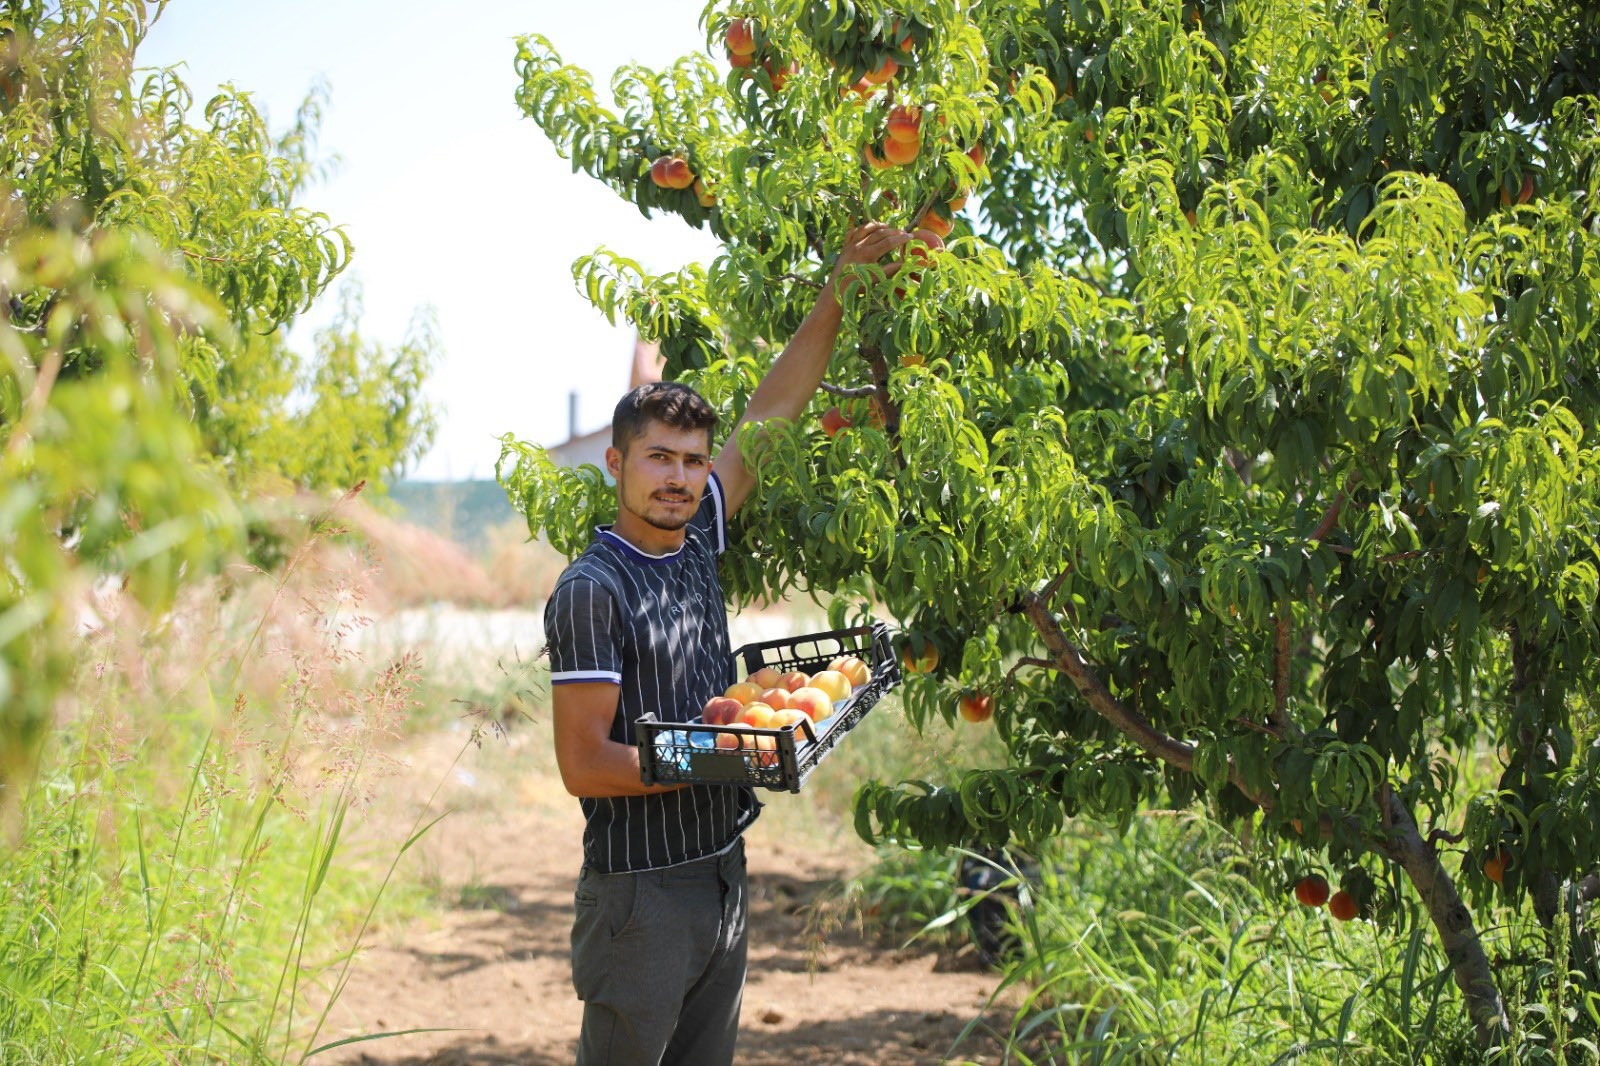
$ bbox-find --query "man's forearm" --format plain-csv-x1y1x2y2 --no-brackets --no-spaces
739,286,844,426
558,735,687,798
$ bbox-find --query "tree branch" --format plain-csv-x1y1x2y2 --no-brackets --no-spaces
1003,656,1056,685
1309,487,1349,543
819,381,877,399
779,272,823,291
1038,565,1072,608
1377,784,1510,1044
1018,589,1277,811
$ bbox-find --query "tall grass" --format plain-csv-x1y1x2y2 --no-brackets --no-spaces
0,503,454,1063
838,697,1600,1064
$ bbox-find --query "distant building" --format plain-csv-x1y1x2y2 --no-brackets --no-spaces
546,336,664,472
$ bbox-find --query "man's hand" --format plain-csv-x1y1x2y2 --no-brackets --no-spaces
826,220,915,303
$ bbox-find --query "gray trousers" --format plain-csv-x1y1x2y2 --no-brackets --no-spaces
571,836,748,1066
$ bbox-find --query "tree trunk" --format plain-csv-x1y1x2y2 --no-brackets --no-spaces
1377,786,1511,1045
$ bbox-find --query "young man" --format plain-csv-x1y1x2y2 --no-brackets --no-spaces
543,222,913,1066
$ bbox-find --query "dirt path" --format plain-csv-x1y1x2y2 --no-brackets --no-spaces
312,727,1017,1065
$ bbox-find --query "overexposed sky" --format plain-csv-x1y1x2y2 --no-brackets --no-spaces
141,1,724,481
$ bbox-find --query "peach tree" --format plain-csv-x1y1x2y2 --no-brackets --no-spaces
498,0,1600,1044
1,1,438,796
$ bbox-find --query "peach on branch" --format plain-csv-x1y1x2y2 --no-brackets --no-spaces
900,639,938,673
763,58,796,90
917,209,953,239
650,156,694,189
958,691,993,723
863,55,898,85
728,48,755,69
693,178,716,207
886,105,922,144
1293,875,1330,907
882,136,919,166
1328,891,1358,921
821,406,851,436
725,18,757,56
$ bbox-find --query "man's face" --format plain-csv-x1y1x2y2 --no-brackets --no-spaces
605,421,713,533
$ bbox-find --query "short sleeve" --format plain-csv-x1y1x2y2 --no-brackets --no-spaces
689,471,728,556
545,576,622,685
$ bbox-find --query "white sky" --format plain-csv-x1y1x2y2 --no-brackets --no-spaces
140,0,724,481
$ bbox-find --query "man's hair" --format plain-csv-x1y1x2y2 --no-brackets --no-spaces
611,381,717,454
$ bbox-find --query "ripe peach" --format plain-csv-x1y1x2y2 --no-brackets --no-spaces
899,352,926,368
917,209,953,238
821,407,851,436
886,105,921,144
863,55,898,85
882,136,919,165
738,702,777,729
758,688,792,711
651,156,694,189
809,669,852,703
666,158,694,189
862,143,892,170
957,692,993,723
907,231,944,266
788,687,833,722
773,707,811,734
828,655,870,688
901,640,938,673
946,190,969,211
715,731,742,750
763,58,796,90
1293,875,1329,907
693,178,716,207
966,143,987,169
725,18,757,56
779,670,810,692
725,681,763,706
728,48,755,69
1483,848,1511,884
1327,891,1358,921
702,696,743,726
748,666,783,690
752,732,778,767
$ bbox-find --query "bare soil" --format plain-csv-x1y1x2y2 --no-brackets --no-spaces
311,726,1018,1066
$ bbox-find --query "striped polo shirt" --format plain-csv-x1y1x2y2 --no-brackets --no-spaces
545,472,761,873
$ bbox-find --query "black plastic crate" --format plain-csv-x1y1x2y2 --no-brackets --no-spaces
636,622,900,793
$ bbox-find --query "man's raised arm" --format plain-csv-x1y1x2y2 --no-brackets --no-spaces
711,221,914,518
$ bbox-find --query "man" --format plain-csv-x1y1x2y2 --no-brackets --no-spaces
543,221,914,1065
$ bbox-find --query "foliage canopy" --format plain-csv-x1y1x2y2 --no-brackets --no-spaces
0,1,439,794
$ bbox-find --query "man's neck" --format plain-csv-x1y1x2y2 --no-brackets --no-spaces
608,510,687,557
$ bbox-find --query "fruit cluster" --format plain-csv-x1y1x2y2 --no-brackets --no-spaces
723,16,797,92
693,654,873,767
1291,874,1358,920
